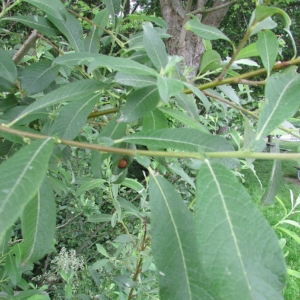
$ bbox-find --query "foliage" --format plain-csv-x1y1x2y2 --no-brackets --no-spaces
0,0,300,299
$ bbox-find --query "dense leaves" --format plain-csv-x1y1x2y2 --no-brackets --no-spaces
0,0,299,298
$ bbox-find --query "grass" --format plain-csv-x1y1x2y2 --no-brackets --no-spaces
241,141,300,299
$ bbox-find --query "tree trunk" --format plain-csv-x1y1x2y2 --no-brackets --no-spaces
160,0,232,78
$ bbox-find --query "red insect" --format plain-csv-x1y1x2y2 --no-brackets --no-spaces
118,158,127,169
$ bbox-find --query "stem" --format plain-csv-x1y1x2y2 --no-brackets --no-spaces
12,29,39,65
218,22,257,80
88,107,119,119
190,0,237,15
0,0,21,18
186,57,300,92
1,124,300,161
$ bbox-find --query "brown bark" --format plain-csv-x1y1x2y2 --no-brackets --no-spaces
160,0,232,78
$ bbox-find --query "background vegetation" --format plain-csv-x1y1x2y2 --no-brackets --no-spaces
0,0,300,299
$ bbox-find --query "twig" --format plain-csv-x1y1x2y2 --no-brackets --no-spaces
56,212,83,229
12,30,39,65
190,0,237,15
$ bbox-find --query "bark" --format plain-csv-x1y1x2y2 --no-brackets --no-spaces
160,0,232,78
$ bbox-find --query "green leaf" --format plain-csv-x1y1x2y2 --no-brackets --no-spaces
195,161,286,299
236,43,259,60
85,9,109,53
250,17,277,36
88,213,112,223
168,163,195,189
199,50,221,74
143,108,168,132
142,23,168,72
0,47,17,83
183,83,210,111
20,60,60,95
50,94,99,140
126,15,167,30
149,172,214,300
157,76,184,103
217,85,240,105
21,182,56,263
255,5,282,22
0,138,54,245
5,251,22,286
121,128,234,153
12,80,105,124
53,52,98,67
75,179,106,198
257,30,278,76
102,0,121,25
87,54,158,76
261,149,282,205
159,107,208,132
48,12,84,52
4,16,59,37
277,227,300,245
23,0,67,21
256,73,300,140
114,72,156,88
185,17,231,42
119,86,160,123
175,93,199,120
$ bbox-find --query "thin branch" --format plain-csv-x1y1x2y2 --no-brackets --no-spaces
56,212,83,229
88,107,119,119
187,57,300,92
1,124,300,161
190,0,237,15
12,30,39,65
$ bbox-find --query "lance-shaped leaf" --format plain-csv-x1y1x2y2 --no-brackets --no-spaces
85,9,109,53
183,83,210,111
236,43,259,60
257,30,278,76
175,93,199,120
48,12,84,52
157,76,184,103
12,80,105,124
195,161,286,299
120,128,234,153
21,60,60,95
102,0,121,25
114,72,156,88
143,108,168,132
21,182,56,263
88,54,158,76
0,47,17,83
217,85,240,105
149,172,214,300
23,0,67,21
91,114,127,177
256,73,300,140
261,144,282,206
143,23,168,72
159,107,208,132
50,94,99,140
0,138,54,245
185,17,230,42
4,16,59,37
119,86,160,123
199,49,221,74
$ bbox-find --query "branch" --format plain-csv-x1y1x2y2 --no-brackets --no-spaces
12,30,39,65
186,57,300,92
190,0,237,15
177,0,193,49
1,124,300,161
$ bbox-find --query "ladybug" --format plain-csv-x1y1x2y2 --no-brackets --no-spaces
118,158,127,169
